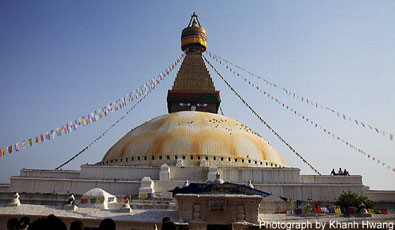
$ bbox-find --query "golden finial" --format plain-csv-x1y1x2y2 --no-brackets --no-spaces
181,12,207,52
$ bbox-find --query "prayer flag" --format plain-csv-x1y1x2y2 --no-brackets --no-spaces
15,143,19,151
0,148,4,157
390,134,393,141
45,132,50,140
22,141,26,149
40,134,44,142
35,136,39,144
28,139,33,146
8,145,12,153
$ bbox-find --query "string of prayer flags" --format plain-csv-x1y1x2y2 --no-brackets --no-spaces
56,84,154,169
207,51,394,142
1,53,185,159
55,54,184,169
222,58,395,174
204,55,322,175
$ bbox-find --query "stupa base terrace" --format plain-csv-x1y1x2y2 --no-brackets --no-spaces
1,164,394,209
1,164,395,229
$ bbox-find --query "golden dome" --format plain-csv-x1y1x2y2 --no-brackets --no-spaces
181,12,207,52
100,111,287,168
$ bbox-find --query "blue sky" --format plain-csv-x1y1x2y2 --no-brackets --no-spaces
0,1,394,190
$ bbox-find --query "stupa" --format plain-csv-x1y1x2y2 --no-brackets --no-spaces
0,12,394,230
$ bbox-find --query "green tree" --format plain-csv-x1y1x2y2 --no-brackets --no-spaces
358,195,375,209
335,191,375,209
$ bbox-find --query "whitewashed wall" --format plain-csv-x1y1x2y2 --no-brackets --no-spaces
219,167,301,184
9,177,140,195
20,169,80,179
80,165,160,181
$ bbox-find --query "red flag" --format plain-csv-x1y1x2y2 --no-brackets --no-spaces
8,145,12,153
40,134,44,142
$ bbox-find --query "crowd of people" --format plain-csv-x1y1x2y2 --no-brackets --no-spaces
330,168,350,176
7,215,116,230
7,215,176,230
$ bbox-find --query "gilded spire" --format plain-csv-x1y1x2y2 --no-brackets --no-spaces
181,12,207,53
167,13,221,114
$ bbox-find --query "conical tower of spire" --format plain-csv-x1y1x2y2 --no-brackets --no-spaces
167,12,221,113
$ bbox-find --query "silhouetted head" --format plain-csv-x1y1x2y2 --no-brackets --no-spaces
7,218,19,230
29,215,67,230
99,218,116,230
71,220,85,230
